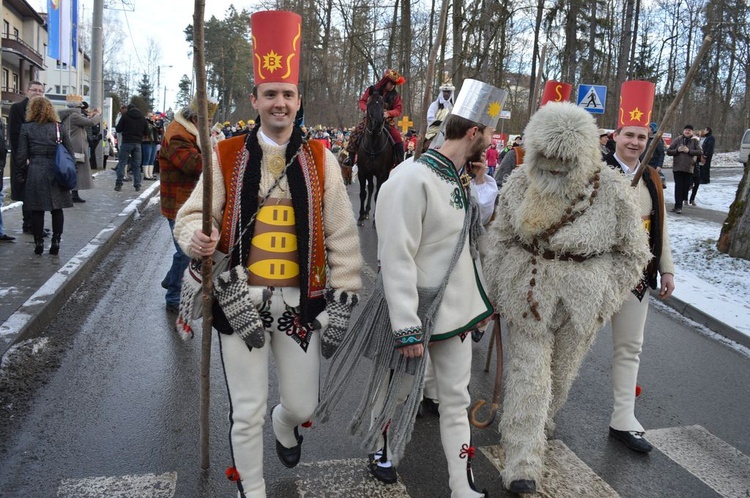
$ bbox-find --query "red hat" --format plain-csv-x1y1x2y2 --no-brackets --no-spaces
540,80,572,106
618,80,655,129
251,11,302,86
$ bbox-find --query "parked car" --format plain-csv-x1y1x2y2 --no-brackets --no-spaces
741,129,750,166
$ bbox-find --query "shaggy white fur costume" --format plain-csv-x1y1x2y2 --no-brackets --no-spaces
482,103,652,489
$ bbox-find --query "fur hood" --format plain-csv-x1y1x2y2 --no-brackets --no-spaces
173,111,203,150
522,102,602,199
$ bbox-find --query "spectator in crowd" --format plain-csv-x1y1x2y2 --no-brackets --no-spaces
16,96,75,255
158,103,207,313
486,141,499,177
641,122,666,188
494,135,524,188
700,126,715,184
666,124,702,214
9,80,45,234
599,129,610,159
0,118,14,242
59,95,102,203
114,103,148,192
141,113,159,180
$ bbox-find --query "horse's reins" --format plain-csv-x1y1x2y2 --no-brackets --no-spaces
362,100,390,157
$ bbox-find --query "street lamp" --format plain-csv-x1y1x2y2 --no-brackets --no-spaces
157,65,173,111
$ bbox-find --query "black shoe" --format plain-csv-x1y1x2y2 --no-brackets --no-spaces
420,397,440,417
49,235,61,255
609,427,653,453
72,191,86,203
275,426,303,468
134,186,141,192
34,237,44,255
161,279,169,290
368,451,398,484
114,185,122,192
0,234,15,242
670,208,681,214
509,479,536,494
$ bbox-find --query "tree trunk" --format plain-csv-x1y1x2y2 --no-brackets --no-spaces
614,0,635,117
527,0,545,117
718,164,750,260
400,0,412,118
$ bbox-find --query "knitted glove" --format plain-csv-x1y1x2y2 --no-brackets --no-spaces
321,289,359,359
213,266,271,349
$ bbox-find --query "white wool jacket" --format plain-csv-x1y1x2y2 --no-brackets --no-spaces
375,152,493,345
173,137,363,295
483,164,652,334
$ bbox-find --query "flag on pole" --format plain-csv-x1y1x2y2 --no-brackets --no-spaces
71,0,78,68
47,0,73,65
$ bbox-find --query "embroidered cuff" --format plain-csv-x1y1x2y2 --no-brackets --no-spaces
394,326,424,348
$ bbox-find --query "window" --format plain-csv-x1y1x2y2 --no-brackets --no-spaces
12,27,18,40
2,69,8,91
3,21,9,37
62,85,68,93
12,73,19,92
55,85,61,94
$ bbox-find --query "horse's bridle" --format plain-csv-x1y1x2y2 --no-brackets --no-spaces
363,97,389,156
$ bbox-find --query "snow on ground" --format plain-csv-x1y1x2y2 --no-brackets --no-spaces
661,151,750,338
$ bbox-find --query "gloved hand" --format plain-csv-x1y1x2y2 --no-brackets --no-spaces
213,266,271,349
320,289,358,359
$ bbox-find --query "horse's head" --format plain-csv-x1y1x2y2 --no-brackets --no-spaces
366,90,385,132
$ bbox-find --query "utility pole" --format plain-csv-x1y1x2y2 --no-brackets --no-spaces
90,0,104,169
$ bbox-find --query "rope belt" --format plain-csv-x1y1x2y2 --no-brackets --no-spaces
520,241,591,263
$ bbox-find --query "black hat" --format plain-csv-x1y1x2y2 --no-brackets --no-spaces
683,124,694,130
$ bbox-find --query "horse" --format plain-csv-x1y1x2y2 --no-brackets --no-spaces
356,91,392,226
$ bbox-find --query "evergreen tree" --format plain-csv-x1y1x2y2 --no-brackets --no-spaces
175,74,192,109
137,73,154,111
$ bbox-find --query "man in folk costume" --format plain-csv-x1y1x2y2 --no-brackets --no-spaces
481,100,652,494
173,11,362,498
603,81,675,453
317,80,506,498
343,68,406,168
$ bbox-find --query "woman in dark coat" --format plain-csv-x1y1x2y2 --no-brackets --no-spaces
16,96,74,255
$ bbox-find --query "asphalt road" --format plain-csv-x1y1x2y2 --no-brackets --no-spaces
0,183,748,498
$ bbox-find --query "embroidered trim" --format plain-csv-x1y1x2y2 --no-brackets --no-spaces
298,144,327,298
419,149,459,186
394,326,423,347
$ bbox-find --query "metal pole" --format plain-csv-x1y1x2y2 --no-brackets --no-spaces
163,86,167,113
90,0,104,169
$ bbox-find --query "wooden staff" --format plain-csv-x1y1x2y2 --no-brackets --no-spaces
414,0,450,160
193,0,214,470
631,35,713,187
469,317,503,428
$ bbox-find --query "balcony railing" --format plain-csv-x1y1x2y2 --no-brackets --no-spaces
1,33,44,69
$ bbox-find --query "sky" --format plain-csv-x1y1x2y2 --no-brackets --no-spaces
31,0,261,110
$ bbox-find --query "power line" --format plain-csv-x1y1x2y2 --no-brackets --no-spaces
121,8,143,66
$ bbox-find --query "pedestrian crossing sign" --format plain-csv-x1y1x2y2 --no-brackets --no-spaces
577,84,607,114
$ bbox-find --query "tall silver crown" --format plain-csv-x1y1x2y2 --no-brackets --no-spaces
451,79,507,130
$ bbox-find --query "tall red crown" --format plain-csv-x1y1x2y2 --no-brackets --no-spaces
618,80,655,128
251,11,302,86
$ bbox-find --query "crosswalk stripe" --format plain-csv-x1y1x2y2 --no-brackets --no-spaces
296,457,411,497
56,472,177,497
648,425,750,498
480,440,620,497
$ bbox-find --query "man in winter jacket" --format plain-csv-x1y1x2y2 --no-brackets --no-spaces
158,104,204,313
666,124,702,213
114,103,148,192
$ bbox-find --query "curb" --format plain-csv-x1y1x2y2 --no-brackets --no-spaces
0,182,161,358
653,289,750,349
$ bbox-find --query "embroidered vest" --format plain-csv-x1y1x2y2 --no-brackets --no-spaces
215,134,328,322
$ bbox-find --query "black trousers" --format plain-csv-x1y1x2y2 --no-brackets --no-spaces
700,155,712,184
32,210,63,239
673,171,693,210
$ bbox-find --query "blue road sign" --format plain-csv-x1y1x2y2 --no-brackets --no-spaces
577,84,607,114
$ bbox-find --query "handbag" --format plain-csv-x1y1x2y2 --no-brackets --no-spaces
53,123,77,190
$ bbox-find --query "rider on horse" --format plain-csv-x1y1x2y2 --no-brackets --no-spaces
343,68,406,168
424,80,455,149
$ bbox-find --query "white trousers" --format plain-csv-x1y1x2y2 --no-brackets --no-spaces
610,292,649,432
373,335,484,498
219,288,320,498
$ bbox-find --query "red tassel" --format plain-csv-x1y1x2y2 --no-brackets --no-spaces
301,420,313,428
225,467,240,481
635,384,642,397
